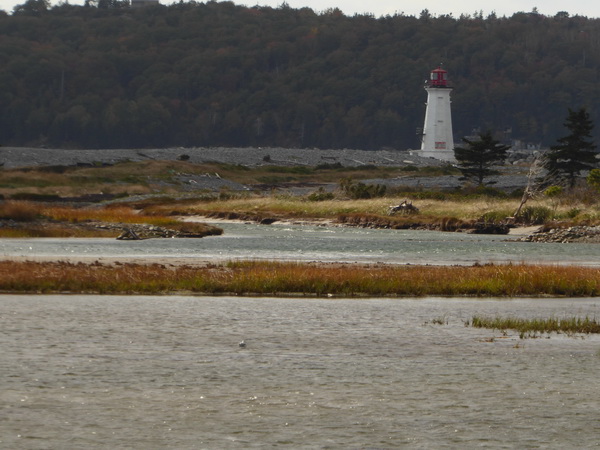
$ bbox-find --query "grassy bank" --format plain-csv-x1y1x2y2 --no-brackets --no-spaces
1,260,599,297
145,196,517,220
142,193,600,228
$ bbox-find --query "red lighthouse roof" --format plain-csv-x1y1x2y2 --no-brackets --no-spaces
428,66,449,87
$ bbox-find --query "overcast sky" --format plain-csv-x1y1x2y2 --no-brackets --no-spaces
238,1,600,19
2,0,599,18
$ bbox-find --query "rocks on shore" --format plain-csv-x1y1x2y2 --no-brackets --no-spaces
107,223,219,239
519,226,600,243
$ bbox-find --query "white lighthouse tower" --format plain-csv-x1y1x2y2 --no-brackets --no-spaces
420,66,455,162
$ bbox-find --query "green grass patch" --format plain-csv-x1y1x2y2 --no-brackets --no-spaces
256,175,298,184
517,206,554,224
264,166,314,175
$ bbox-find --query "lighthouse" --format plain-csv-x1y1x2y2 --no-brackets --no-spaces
420,66,455,162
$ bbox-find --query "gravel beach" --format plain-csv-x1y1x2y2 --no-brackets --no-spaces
0,146,438,169
0,146,529,191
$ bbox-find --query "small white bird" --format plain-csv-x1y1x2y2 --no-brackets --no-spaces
239,340,246,348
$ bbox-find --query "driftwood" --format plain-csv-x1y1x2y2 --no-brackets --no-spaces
388,200,419,215
117,228,142,240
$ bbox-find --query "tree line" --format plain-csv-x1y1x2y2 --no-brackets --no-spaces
1,1,600,150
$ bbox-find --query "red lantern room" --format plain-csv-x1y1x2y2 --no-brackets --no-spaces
428,66,449,87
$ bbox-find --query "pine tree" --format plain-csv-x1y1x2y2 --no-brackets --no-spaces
545,108,597,188
453,131,510,186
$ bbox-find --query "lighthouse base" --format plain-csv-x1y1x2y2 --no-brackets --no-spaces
411,149,456,163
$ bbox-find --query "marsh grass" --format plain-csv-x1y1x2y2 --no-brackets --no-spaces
145,195,600,227
0,226,118,238
0,201,40,221
4,160,600,227
0,201,220,237
146,196,521,222
0,201,180,227
0,164,151,198
470,315,600,338
428,315,449,325
1,260,598,297
41,204,177,226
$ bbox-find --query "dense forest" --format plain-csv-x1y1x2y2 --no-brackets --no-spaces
1,0,600,150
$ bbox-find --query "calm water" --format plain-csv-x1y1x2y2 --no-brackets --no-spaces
2,295,600,448
1,222,599,265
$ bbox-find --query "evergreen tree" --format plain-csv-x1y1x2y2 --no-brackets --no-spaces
454,131,510,186
545,108,597,188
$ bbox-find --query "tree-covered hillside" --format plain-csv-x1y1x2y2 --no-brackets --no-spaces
1,1,600,150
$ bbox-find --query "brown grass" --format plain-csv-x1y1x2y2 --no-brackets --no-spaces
0,201,179,226
1,260,598,297
40,204,170,225
143,195,600,227
0,201,221,238
0,201,41,221
0,225,117,238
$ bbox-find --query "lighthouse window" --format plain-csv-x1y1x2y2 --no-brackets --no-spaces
431,73,438,80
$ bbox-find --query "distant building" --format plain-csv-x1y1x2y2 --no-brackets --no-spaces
419,66,456,162
131,0,159,8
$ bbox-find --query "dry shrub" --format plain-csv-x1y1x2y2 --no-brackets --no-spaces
0,201,41,221
40,205,181,227
558,186,600,206
41,205,142,223
437,216,464,231
0,225,117,238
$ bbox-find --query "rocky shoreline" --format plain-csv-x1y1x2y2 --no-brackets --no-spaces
201,213,600,243
518,226,600,243
106,222,222,239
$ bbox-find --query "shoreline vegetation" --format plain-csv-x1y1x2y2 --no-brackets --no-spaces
469,315,600,338
0,201,223,238
1,260,599,298
1,158,600,298
1,193,600,241
1,158,600,239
